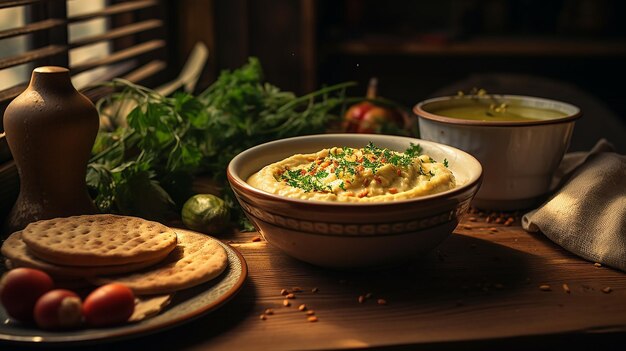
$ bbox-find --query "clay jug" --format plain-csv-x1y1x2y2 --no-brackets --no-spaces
2,66,99,235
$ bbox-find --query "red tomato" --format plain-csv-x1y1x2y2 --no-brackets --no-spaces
0,268,53,321
83,283,135,327
342,102,375,132
34,289,83,330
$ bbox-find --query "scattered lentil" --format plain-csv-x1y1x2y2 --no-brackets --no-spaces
280,289,289,296
292,287,303,292
594,262,602,268
358,295,365,304
252,236,262,242
265,308,274,315
298,304,307,311
312,287,319,293
286,293,295,299
468,217,477,222
539,284,551,291
307,316,318,322
306,310,315,316
260,314,267,320
463,225,472,230
365,292,373,299
377,299,387,305
602,287,612,294
283,300,291,307
489,227,498,232
562,284,570,294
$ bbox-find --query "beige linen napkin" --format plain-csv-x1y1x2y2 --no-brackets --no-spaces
522,139,626,271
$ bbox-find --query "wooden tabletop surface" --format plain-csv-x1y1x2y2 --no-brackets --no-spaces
8,210,626,350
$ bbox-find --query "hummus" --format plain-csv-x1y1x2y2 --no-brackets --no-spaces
247,143,455,202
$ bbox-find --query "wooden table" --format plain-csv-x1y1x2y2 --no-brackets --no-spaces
10,212,626,350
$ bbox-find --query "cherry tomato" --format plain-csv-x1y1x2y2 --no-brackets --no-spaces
83,283,135,327
34,289,83,330
0,268,53,321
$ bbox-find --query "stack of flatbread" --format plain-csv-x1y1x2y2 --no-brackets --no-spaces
1,214,228,295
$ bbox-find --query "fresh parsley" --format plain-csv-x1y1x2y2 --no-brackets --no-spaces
88,58,356,224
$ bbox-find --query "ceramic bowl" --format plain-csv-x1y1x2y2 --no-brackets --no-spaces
414,95,581,211
227,134,482,268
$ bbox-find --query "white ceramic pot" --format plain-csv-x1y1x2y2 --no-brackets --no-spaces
414,95,581,210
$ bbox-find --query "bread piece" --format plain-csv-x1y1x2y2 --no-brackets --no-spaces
129,294,172,322
1,231,167,278
90,230,228,295
20,214,177,267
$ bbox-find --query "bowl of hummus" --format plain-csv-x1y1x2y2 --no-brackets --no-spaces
227,134,482,268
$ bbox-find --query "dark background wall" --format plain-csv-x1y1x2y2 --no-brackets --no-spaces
175,0,626,151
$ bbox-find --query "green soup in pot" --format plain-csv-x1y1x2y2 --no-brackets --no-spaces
433,105,568,122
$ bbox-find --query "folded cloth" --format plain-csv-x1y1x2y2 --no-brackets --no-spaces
522,139,626,271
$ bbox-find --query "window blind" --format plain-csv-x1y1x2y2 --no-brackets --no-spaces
0,0,169,133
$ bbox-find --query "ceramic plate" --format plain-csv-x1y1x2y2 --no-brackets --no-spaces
0,230,247,345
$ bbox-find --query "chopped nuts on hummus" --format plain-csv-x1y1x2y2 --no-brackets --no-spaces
247,143,455,202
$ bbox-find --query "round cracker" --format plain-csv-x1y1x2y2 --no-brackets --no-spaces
1,231,167,278
90,230,228,295
20,214,178,267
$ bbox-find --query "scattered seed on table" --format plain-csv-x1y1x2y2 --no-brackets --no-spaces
489,227,498,232
286,293,295,299
265,308,274,315
539,284,551,291
365,292,373,299
251,236,262,242
358,295,365,304
463,225,472,230
469,217,477,222
377,299,387,305
260,314,267,320
486,217,492,223
298,304,307,311
594,262,602,268
306,310,315,316
307,316,318,322
283,300,291,307
602,287,612,294
292,287,303,292
495,218,503,224
562,284,570,294
280,289,289,296
311,287,319,293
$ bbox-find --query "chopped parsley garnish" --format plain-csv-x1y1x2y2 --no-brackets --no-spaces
277,142,428,193
443,158,449,168
279,169,332,193
404,143,422,158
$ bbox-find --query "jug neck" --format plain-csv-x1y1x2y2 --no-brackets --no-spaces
28,66,75,93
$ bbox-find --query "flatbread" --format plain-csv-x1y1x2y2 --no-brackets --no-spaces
90,230,228,295
20,214,178,267
129,294,172,322
1,232,167,278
